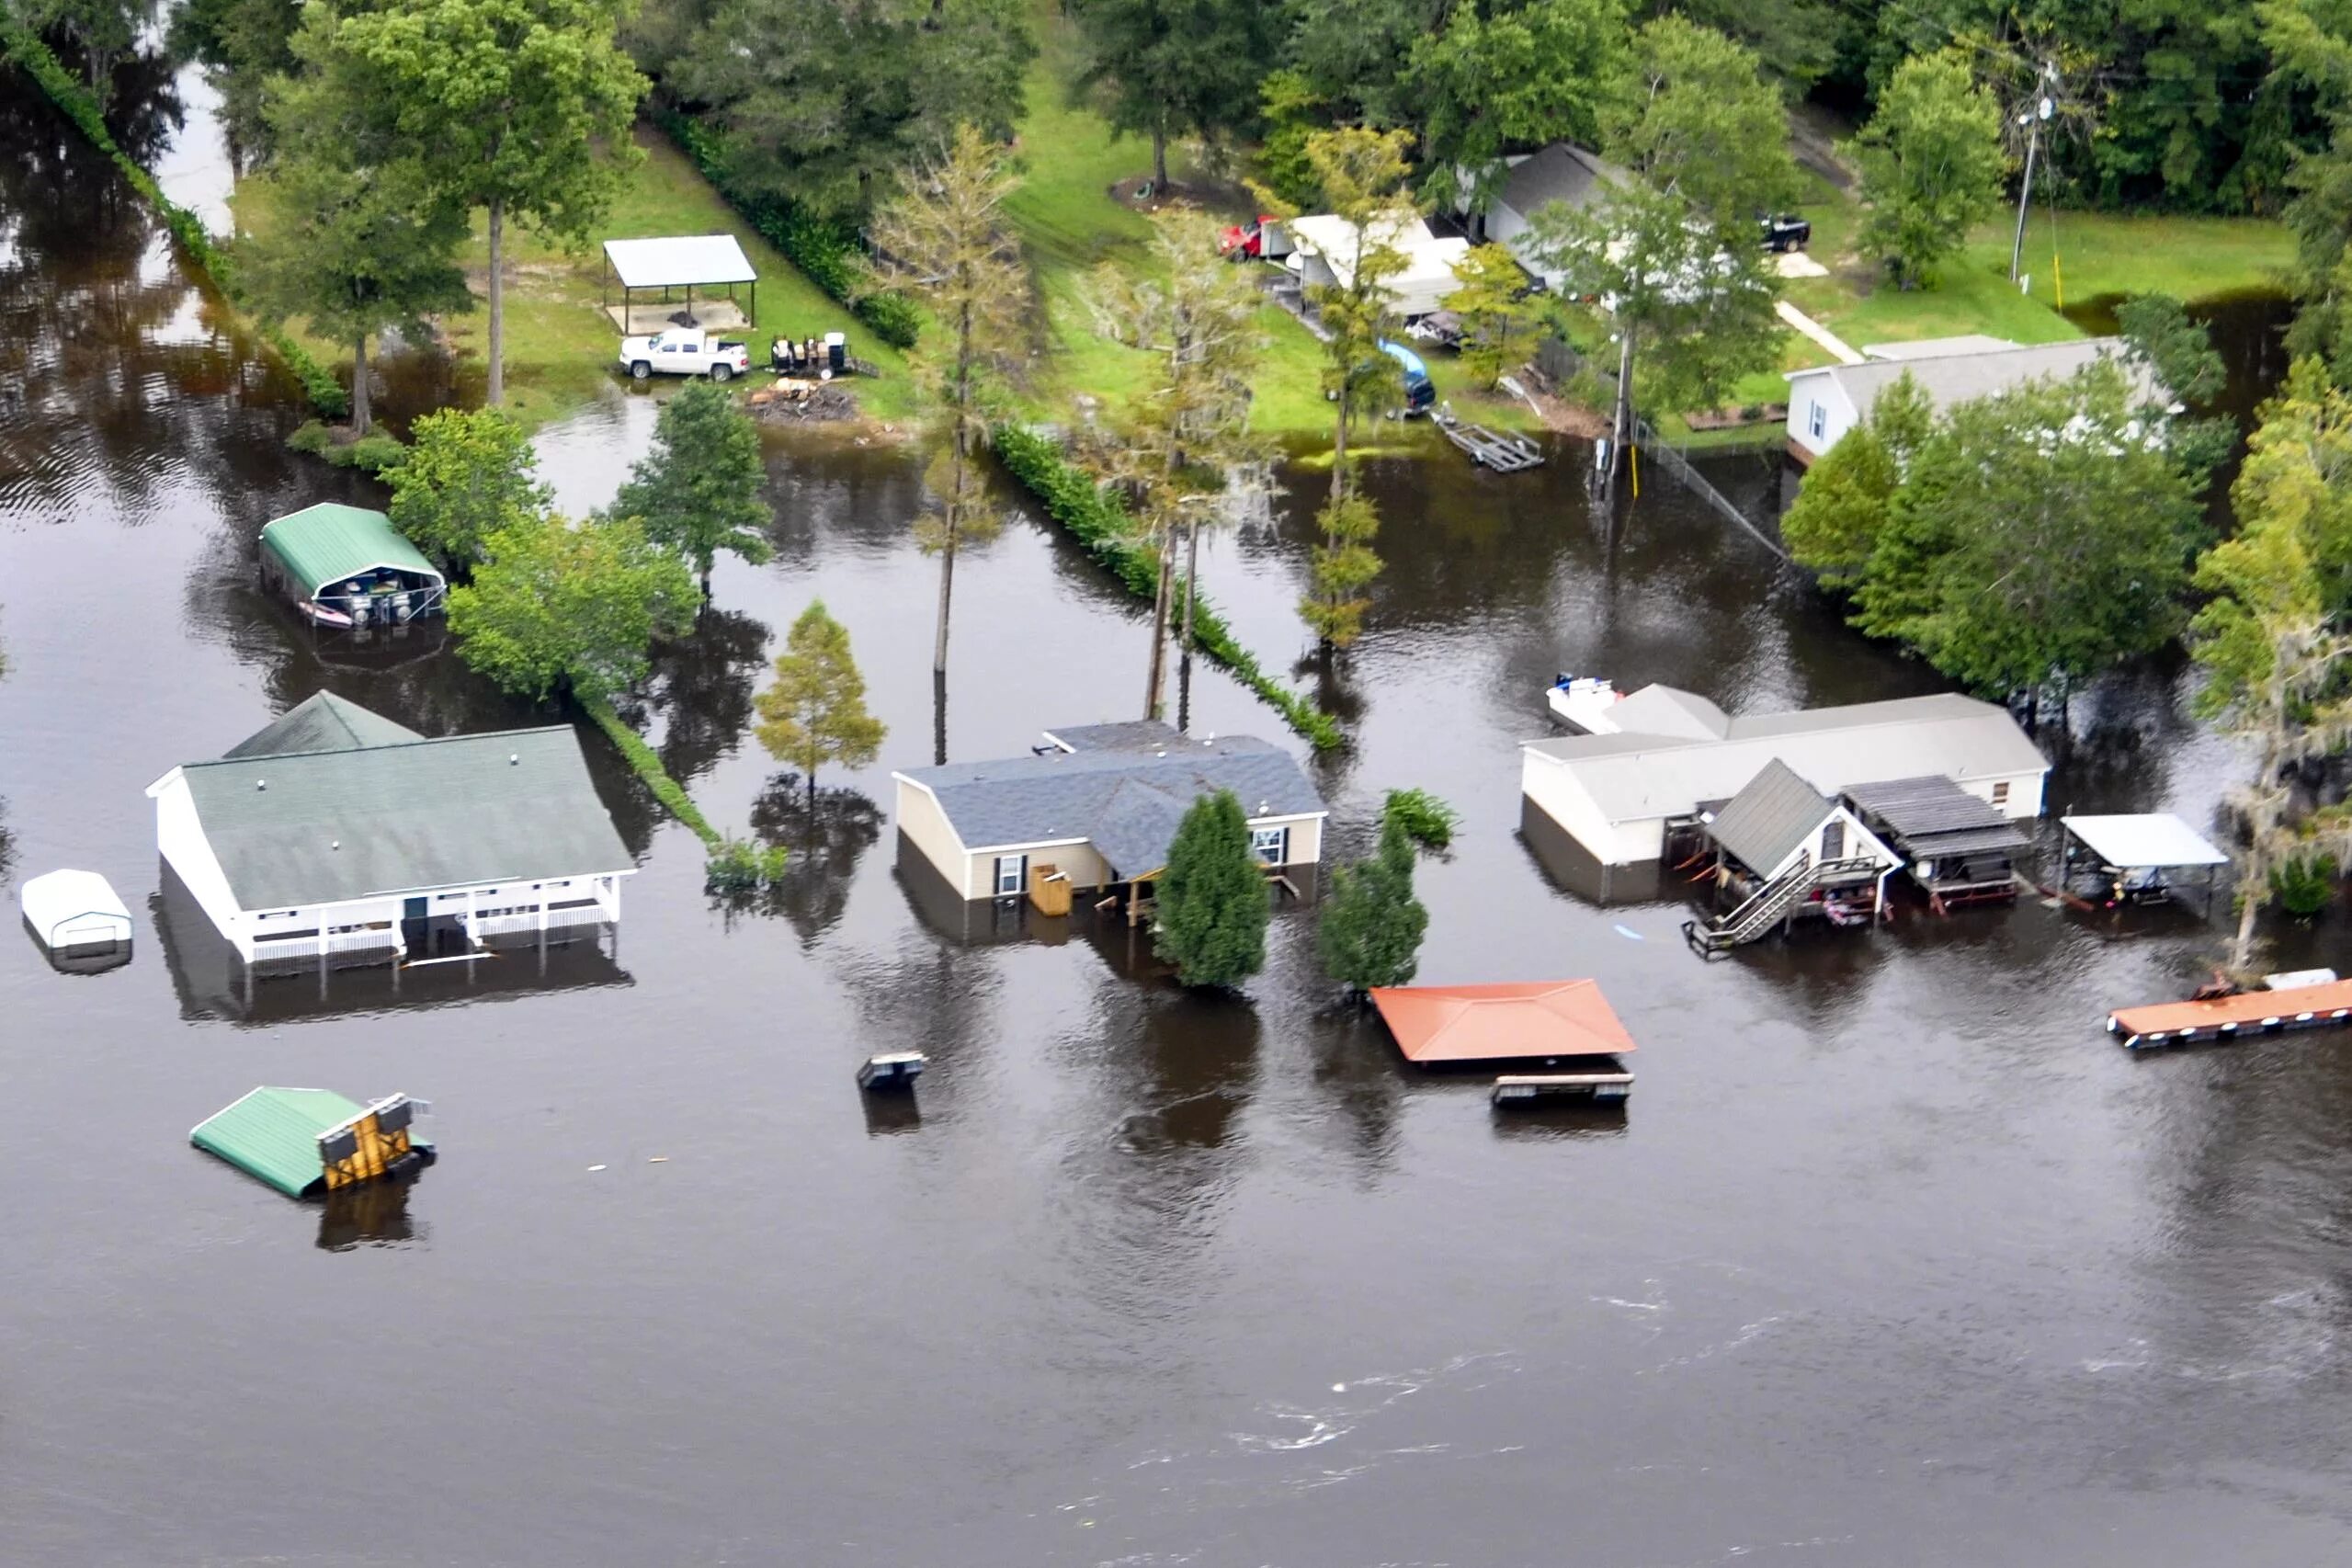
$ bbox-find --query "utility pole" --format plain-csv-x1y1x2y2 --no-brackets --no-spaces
2009,63,2057,283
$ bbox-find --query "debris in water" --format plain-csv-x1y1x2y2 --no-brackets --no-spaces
1614,924,1644,940
647,1156,669,1164
587,1164,607,1172
1331,1382,1346,1392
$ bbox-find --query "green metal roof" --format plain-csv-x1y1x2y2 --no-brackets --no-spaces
222,692,425,759
191,1086,365,1197
260,504,443,596
178,722,635,908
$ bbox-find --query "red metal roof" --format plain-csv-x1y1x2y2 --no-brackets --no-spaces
1369,980,1639,1064
2108,979,2352,1042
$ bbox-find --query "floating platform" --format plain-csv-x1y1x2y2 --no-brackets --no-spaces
1492,1071,1633,1106
2106,978,2352,1050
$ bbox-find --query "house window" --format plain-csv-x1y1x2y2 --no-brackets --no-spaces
1250,824,1290,865
1808,401,1827,440
1991,780,2011,805
993,854,1027,898
1820,820,1845,861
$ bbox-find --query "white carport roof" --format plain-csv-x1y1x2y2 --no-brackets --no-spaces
19,869,133,948
2061,813,2228,869
601,234,757,290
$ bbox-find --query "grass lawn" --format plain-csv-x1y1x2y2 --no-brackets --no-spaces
1960,210,2296,312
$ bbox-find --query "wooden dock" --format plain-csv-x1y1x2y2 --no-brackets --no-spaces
2106,979,2352,1049
1435,412,1543,472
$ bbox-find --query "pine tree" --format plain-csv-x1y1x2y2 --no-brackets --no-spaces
610,379,771,599
1317,814,1428,994
754,601,887,801
1154,790,1269,989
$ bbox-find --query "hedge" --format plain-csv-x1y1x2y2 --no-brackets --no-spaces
654,109,920,350
582,695,722,848
993,426,1344,752
0,17,348,419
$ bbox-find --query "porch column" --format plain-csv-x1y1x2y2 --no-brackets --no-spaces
464,887,478,948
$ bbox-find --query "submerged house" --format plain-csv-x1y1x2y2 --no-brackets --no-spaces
1683,758,1903,952
1783,336,2160,466
145,692,634,967
259,503,446,631
892,722,1326,909
1523,685,2047,878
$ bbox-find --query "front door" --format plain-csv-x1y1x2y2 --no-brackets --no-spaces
402,896,428,956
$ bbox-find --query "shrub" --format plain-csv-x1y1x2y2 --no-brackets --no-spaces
1381,788,1460,850
705,835,789,893
582,695,722,847
287,420,335,455
2271,855,2339,918
333,433,408,474
993,426,1344,751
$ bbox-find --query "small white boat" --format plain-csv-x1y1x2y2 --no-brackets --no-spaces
1547,674,1622,731
20,869,133,968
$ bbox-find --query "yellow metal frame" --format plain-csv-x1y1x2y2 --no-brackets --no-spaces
319,1105,414,1191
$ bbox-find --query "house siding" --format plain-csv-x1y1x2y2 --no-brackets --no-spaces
1786,376,1856,462
893,778,977,896
1521,755,1665,867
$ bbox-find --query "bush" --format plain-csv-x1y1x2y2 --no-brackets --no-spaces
2271,854,2339,918
1381,788,1460,850
655,109,920,350
705,835,789,893
287,420,335,455
333,433,408,474
993,426,1344,752
582,695,722,847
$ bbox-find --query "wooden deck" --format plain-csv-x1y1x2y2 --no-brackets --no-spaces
2106,979,2352,1050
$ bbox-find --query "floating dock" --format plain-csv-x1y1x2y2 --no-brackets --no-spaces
2106,978,2352,1050
1435,413,1543,472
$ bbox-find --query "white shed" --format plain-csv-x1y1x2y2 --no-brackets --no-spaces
20,869,134,958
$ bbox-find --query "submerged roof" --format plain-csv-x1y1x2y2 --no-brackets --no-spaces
1494,142,1625,219
260,504,441,595
1844,775,2029,856
1369,980,1638,1064
18,869,132,945
896,723,1324,875
190,1085,365,1197
223,691,424,759
1526,687,2048,825
1709,758,1834,872
1788,337,2161,415
2062,813,2227,869
601,233,757,290
175,709,633,909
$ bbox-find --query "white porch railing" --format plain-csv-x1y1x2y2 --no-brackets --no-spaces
252,927,399,959
471,904,609,939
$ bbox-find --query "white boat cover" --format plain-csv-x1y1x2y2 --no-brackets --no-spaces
601,234,756,290
19,869,134,950
2061,813,2228,869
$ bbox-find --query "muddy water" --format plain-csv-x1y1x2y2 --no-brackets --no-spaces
6,62,2352,1568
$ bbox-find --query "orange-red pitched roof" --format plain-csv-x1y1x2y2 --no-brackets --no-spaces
1368,980,1638,1064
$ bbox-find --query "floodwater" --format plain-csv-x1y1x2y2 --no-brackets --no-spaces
6,61,2352,1568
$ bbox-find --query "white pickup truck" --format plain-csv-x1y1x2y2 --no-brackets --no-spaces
618,328,751,382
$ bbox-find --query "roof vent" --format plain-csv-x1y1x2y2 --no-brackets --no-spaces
509,753,519,765
255,779,266,790
331,840,341,850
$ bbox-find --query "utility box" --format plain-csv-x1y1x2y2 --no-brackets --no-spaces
1028,863,1073,917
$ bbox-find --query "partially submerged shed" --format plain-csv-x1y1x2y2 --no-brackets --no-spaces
1843,775,2032,906
601,234,758,331
1370,980,1640,1104
259,504,445,632
19,868,133,965
190,1086,432,1198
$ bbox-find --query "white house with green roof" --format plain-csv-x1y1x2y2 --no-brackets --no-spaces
145,692,635,965
259,502,446,631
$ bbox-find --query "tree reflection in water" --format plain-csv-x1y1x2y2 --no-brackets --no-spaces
724,772,884,945
634,608,771,789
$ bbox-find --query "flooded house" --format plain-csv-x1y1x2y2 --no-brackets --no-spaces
143,693,635,968
892,722,1326,917
1782,336,2161,467
1683,758,1904,954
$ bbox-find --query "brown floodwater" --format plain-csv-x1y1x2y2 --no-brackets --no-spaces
6,56,2352,1568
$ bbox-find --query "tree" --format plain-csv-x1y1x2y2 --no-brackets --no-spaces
1083,217,1267,719
1154,790,1268,989
1442,243,1539,390
1781,371,1934,585
1253,67,1326,212
1067,0,1277,191
2190,360,2352,971
1317,814,1429,994
387,406,551,570
1403,0,1630,215
1300,127,1415,653
674,0,1031,221
23,0,149,101
1850,362,2207,704
1598,16,1800,226
339,0,646,407
869,125,1027,692
754,601,887,801
2119,292,2228,405
1849,49,2006,289
1285,0,1442,128
244,10,470,437
1642,0,1835,93
609,380,770,597
173,0,301,163
449,513,699,702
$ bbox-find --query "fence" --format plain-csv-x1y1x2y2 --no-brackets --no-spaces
1631,418,1791,563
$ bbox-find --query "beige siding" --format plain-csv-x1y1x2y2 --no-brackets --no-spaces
894,778,976,895
1021,843,1111,895
1253,813,1324,866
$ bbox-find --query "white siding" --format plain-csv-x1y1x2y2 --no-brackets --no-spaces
1522,755,1665,867
1786,376,1858,460
150,771,250,953
1955,770,2045,821
1749,805,1903,884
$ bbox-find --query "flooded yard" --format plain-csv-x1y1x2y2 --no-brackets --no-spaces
5,64,2352,1568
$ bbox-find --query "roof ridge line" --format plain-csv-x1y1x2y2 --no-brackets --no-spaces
189,724,576,768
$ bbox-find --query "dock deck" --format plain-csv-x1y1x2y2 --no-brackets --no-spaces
2107,979,2352,1049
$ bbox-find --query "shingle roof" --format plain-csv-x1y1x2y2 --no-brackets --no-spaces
1525,690,2048,824
179,720,634,909
259,504,442,596
1709,758,1834,873
1788,337,2164,418
1042,721,1187,755
1495,142,1626,219
897,730,1325,875
1842,775,2028,857
223,692,424,759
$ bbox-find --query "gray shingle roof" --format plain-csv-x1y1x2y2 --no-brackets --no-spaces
1842,775,2028,857
1790,337,2164,418
1709,758,1834,873
1041,721,1187,755
182,722,633,909
1496,142,1625,220
222,692,424,759
897,730,1325,875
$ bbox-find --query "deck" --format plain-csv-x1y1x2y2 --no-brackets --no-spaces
2106,978,2352,1049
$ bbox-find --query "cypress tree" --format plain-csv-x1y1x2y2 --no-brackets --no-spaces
1317,814,1427,994
1154,790,1269,989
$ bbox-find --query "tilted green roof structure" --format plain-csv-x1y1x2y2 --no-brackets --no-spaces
259,504,442,597
191,1086,368,1197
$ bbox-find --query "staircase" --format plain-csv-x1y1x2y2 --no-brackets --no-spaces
1682,855,1882,957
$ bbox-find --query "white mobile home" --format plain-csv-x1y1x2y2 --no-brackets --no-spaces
1785,336,2159,465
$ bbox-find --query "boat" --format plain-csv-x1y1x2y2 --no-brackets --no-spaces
297,597,354,629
